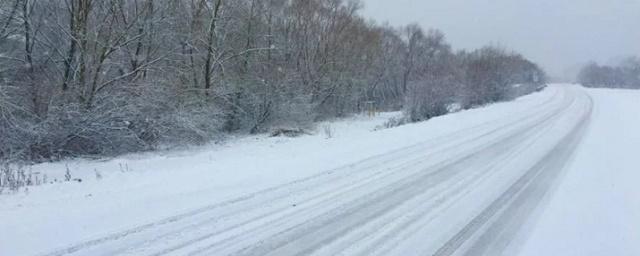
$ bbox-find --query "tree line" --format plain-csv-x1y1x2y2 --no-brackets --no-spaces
578,57,640,89
0,0,545,161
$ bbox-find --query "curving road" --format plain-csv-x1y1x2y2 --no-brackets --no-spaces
41,85,593,256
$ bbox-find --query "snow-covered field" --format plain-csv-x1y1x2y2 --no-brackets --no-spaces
0,84,637,256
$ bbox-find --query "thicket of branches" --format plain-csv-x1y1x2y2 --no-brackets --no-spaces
0,0,545,161
578,57,640,89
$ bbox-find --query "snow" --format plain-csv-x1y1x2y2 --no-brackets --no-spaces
518,88,640,256
1,85,638,256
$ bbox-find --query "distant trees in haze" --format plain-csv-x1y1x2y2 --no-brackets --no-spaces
0,0,546,161
578,57,640,88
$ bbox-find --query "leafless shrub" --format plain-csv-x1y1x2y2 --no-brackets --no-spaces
322,124,333,139
119,163,131,173
64,165,71,182
0,164,36,193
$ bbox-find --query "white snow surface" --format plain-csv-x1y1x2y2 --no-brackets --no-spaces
0,84,636,256
518,88,640,256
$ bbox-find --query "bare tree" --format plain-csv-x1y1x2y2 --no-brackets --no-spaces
0,0,546,161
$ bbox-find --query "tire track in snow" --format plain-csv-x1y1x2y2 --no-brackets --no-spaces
195,87,578,256
101,93,566,256
136,100,567,256
37,87,586,256
41,88,562,256
166,88,576,255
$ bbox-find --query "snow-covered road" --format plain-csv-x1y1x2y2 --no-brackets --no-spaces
9,84,590,256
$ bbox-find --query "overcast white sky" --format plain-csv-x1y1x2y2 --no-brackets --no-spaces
360,0,640,81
